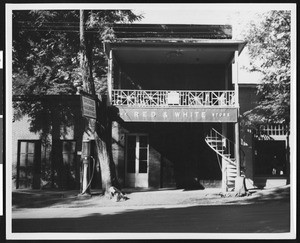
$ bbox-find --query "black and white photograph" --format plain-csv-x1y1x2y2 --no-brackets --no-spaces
3,3,297,240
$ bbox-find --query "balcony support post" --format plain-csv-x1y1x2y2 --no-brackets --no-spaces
221,123,228,192
107,49,113,106
233,50,241,180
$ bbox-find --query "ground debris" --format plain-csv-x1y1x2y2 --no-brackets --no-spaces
218,191,252,198
235,190,252,197
219,192,233,198
107,186,129,202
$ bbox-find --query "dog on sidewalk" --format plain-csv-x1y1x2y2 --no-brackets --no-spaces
108,186,129,202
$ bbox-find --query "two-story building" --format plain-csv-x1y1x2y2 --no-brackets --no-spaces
12,24,289,191
106,24,245,191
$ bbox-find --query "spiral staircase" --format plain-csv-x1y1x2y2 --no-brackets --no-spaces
205,128,237,191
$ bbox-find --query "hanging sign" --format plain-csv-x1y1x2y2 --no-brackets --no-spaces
81,95,97,119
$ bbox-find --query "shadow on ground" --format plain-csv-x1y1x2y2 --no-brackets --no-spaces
12,186,290,209
12,201,290,233
12,190,102,208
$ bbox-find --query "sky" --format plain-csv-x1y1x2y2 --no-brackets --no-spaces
6,3,295,84
128,4,289,37
125,4,285,84
125,3,294,84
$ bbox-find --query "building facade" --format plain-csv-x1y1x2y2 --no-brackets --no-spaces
107,24,244,191
11,24,289,191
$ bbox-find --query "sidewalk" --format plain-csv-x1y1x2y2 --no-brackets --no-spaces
12,185,290,209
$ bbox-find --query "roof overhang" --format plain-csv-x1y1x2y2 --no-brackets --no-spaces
104,38,247,65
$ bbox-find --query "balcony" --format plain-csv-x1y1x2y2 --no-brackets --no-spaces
112,89,236,107
112,89,238,123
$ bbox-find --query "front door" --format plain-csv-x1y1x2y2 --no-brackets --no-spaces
125,134,149,188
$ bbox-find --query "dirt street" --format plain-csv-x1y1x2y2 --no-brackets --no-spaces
12,201,289,234
10,186,291,236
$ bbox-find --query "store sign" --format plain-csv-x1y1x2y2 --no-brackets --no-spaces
81,95,96,119
116,107,238,123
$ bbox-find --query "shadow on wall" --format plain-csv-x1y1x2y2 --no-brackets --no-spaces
13,96,84,190
118,122,222,190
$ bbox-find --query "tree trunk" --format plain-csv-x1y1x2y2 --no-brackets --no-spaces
80,10,117,194
235,176,247,197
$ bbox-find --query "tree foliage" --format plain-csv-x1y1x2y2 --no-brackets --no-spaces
13,10,142,97
13,9,142,125
13,9,142,160
12,10,142,189
242,10,291,127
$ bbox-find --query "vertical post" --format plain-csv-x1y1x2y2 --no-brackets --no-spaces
233,50,241,178
221,123,227,192
16,141,21,189
81,140,91,195
233,51,239,107
107,49,113,106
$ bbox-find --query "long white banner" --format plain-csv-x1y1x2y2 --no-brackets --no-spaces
116,107,238,123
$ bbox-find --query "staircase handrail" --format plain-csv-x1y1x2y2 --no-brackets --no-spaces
210,128,235,145
210,128,245,165
205,128,236,165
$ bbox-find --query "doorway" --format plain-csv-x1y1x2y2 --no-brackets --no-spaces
17,140,41,189
125,134,149,188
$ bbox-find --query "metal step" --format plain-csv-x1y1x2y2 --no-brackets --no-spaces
227,181,235,186
227,168,237,172
206,137,221,140
227,164,236,169
210,144,224,151
227,170,237,174
206,139,222,143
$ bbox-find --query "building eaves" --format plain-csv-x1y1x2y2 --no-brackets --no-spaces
104,38,247,56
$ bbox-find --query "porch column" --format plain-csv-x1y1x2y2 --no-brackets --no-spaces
221,123,227,192
233,50,241,178
107,49,113,106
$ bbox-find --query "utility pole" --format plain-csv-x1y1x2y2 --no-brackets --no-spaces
77,9,118,197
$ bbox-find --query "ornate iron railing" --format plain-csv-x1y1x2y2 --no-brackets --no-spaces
112,89,236,107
